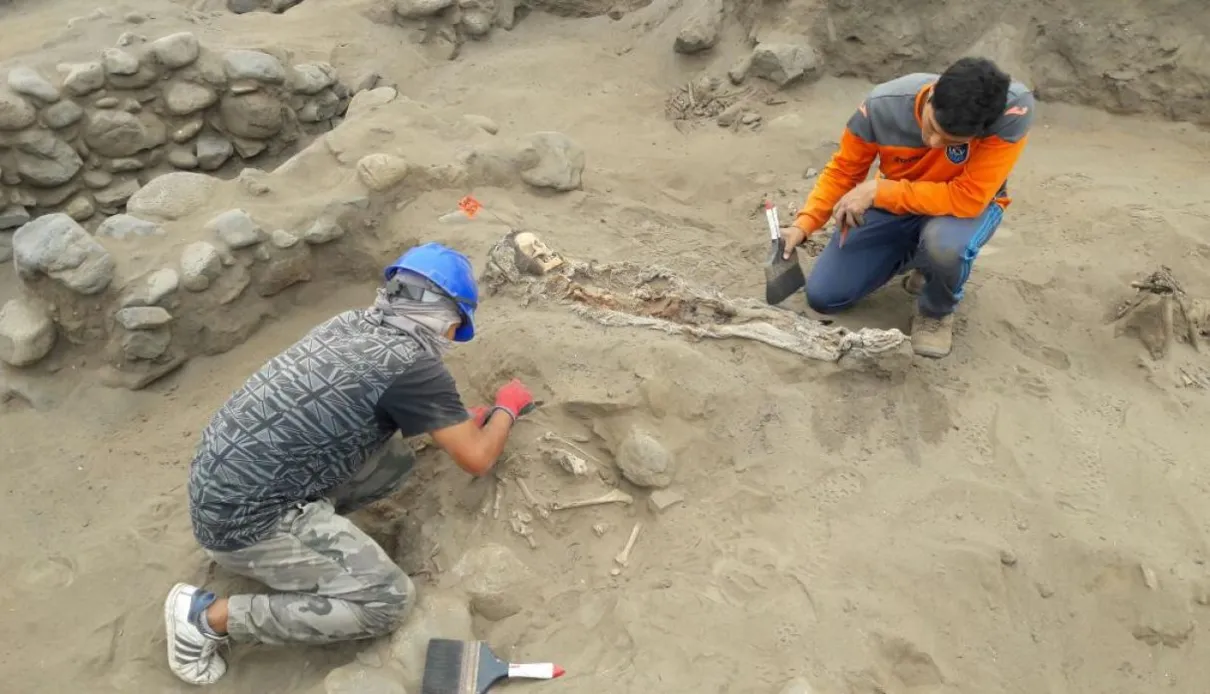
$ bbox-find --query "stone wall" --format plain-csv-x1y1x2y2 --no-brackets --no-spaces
0,31,352,257
0,85,587,394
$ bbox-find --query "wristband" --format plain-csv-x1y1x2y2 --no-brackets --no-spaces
487,405,517,425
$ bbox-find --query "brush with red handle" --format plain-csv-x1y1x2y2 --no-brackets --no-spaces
421,638,565,694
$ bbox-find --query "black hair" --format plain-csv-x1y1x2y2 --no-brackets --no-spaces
931,57,1011,137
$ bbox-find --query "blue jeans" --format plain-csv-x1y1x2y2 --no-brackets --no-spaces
804,205,1003,318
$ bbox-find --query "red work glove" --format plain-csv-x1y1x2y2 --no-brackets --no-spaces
491,379,535,424
468,405,490,428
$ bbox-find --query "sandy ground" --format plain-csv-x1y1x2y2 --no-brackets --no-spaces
3,1,1210,693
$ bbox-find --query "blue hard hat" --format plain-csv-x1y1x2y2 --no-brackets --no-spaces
384,243,479,341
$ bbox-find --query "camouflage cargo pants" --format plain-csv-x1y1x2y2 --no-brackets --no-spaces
206,439,417,646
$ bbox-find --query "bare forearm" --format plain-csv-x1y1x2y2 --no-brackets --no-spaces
472,413,513,474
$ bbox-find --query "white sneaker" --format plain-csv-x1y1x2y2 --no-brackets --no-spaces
164,583,228,685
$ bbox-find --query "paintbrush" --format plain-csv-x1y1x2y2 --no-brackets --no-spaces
421,638,565,694
763,200,806,305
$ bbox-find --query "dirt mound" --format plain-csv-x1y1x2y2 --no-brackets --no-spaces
805,0,1210,125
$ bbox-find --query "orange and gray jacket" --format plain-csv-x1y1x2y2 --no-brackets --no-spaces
794,73,1035,234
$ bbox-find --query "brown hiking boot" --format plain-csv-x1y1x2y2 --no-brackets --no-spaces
902,269,925,295
910,312,954,358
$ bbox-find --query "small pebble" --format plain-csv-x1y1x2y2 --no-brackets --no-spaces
1036,582,1054,599
999,549,1018,567
1140,564,1158,590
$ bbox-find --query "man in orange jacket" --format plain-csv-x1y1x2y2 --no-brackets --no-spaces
780,57,1035,358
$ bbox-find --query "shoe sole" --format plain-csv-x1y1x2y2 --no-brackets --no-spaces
913,346,951,359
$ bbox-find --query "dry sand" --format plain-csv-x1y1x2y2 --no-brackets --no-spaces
2,0,1210,693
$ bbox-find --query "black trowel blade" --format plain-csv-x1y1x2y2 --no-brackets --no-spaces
765,237,806,305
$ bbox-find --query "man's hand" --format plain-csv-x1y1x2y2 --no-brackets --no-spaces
779,224,807,260
832,180,878,230
491,379,535,423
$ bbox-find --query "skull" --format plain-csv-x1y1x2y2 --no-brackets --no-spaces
512,232,564,275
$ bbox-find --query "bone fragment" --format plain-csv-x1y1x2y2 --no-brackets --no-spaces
551,488,634,511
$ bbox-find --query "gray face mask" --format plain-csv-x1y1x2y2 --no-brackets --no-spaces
364,274,463,355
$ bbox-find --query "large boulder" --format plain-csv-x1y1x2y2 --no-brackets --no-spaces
12,214,115,295
516,132,585,192
125,172,217,221
11,131,83,187
0,298,56,367
615,427,674,488
0,88,37,130
84,110,164,158
219,92,285,139
749,41,820,88
674,0,723,54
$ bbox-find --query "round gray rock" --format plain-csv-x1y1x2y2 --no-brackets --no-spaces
302,217,343,245
0,88,37,130
95,178,143,209
125,171,216,221
84,110,158,158
180,241,223,291
121,268,180,308
11,131,83,187
196,133,234,171
206,209,265,248
62,62,105,96
517,131,585,192
749,41,819,88
0,205,31,230
218,92,284,139
97,214,164,240
615,427,674,488
270,229,299,248
150,32,201,69
290,63,337,95
8,67,61,102
116,306,172,330
164,81,217,116
168,147,199,169
0,298,56,367
122,328,171,360
102,48,141,76
12,213,115,295
42,100,85,129
222,50,286,83
65,195,96,221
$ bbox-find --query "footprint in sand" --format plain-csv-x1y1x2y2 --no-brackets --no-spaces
871,633,945,689
999,319,1072,371
1013,366,1052,399
16,552,77,592
807,466,867,507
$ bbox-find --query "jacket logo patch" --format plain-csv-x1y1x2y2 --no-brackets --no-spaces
946,143,970,164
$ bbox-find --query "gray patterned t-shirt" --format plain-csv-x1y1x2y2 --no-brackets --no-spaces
187,309,468,552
